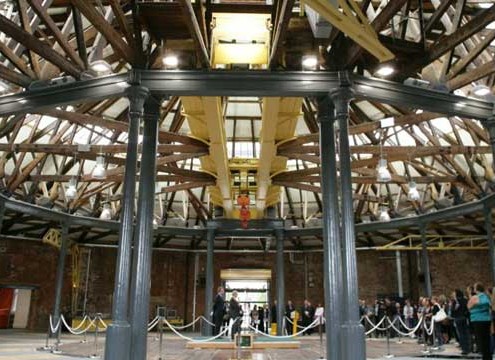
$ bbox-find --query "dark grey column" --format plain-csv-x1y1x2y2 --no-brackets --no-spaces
203,225,215,336
51,223,69,336
105,86,149,360
129,98,160,360
419,223,432,297
275,227,285,336
484,117,495,165
330,83,366,360
318,95,343,359
0,199,5,234
484,206,495,285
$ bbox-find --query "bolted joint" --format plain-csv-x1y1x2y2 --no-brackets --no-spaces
127,85,149,116
329,86,354,118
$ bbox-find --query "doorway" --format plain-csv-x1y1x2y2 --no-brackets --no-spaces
221,269,271,326
0,287,32,329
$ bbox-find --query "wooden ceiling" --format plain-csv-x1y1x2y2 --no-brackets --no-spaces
0,0,494,249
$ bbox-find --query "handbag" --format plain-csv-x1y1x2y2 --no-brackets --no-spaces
433,307,447,323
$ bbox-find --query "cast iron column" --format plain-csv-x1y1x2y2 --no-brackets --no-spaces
0,199,5,233
419,223,432,297
318,95,343,359
484,206,495,285
105,85,149,360
51,223,69,336
203,225,215,336
331,80,365,360
129,98,160,360
275,227,285,336
485,117,495,168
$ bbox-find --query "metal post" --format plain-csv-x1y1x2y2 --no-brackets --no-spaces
419,223,432,297
192,253,199,332
0,199,5,233
203,225,215,336
396,250,404,298
317,95,343,359
331,77,365,360
105,85,149,360
275,227,285,336
484,206,495,284
129,98,160,360
51,223,69,337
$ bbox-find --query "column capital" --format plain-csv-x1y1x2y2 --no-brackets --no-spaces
317,95,335,123
329,86,354,116
126,85,149,115
484,116,495,129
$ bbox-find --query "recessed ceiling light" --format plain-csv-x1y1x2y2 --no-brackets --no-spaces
90,60,112,74
163,55,179,68
375,64,395,77
302,55,318,70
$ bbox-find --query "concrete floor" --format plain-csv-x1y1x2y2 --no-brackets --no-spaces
0,330,487,359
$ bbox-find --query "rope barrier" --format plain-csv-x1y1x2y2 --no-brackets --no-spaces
49,316,61,333
60,316,97,335
162,317,236,342
247,318,320,339
364,316,388,334
199,316,216,327
386,316,424,337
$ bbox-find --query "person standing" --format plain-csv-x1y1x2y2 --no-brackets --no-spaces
229,291,243,340
285,300,296,335
451,289,470,356
212,286,225,336
301,299,315,335
403,299,414,333
468,283,492,360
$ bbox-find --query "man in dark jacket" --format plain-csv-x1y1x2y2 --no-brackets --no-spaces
301,299,315,335
451,289,470,355
212,286,225,335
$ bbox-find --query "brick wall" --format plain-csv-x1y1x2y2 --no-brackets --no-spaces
0,238,491,330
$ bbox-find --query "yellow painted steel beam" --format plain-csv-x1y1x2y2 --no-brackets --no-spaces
256,97,302,217
303,0,395,62
181,97,233,216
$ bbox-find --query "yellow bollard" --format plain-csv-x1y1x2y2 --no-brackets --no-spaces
271,322,277,335
293,311,299,335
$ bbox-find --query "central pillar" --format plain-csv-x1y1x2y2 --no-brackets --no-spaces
317,95,343,359
105,85,149,360
419,223,432,297
484,206,495,285
330,80,365,360
203,225,216,336
129,98,160,360
275,227,285,336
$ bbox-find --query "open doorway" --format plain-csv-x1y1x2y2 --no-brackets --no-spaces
0,287,32,329
221,269,271,326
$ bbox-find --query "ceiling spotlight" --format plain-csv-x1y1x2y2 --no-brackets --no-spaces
66,177,78,200
407,181,421,201
379,207,391,222
163,55,179,68
374,63,395,77
99,204,112,220
302,55,318,70
92,155,106,179
376,158,392,182
90,60,112,74
472,84,492,97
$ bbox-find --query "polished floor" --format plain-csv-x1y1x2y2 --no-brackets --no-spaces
0,330,487,359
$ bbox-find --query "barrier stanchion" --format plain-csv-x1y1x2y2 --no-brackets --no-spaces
90,317,99,359
384,326,394,358
82,317,88,343
158,316,164,360
318,318,324,359
396,318,403,344
41,323,52,351
52,321,62,354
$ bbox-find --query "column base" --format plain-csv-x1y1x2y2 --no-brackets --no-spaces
104,321,131,360
340,321,366,360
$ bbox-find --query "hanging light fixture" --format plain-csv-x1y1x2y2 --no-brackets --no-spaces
66,177,78,200
90,60,112,74
302,55,318,70
407,180,421,201
472,84,492,97
379,207,391,222
376,158,392,182
99,203,112,220
92,154,106,179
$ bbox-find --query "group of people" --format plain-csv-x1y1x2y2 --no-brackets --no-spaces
211,286,323,338
360,283,494,359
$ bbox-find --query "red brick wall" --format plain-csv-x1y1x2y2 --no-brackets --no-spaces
0,239,72,330
0,239,491,330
